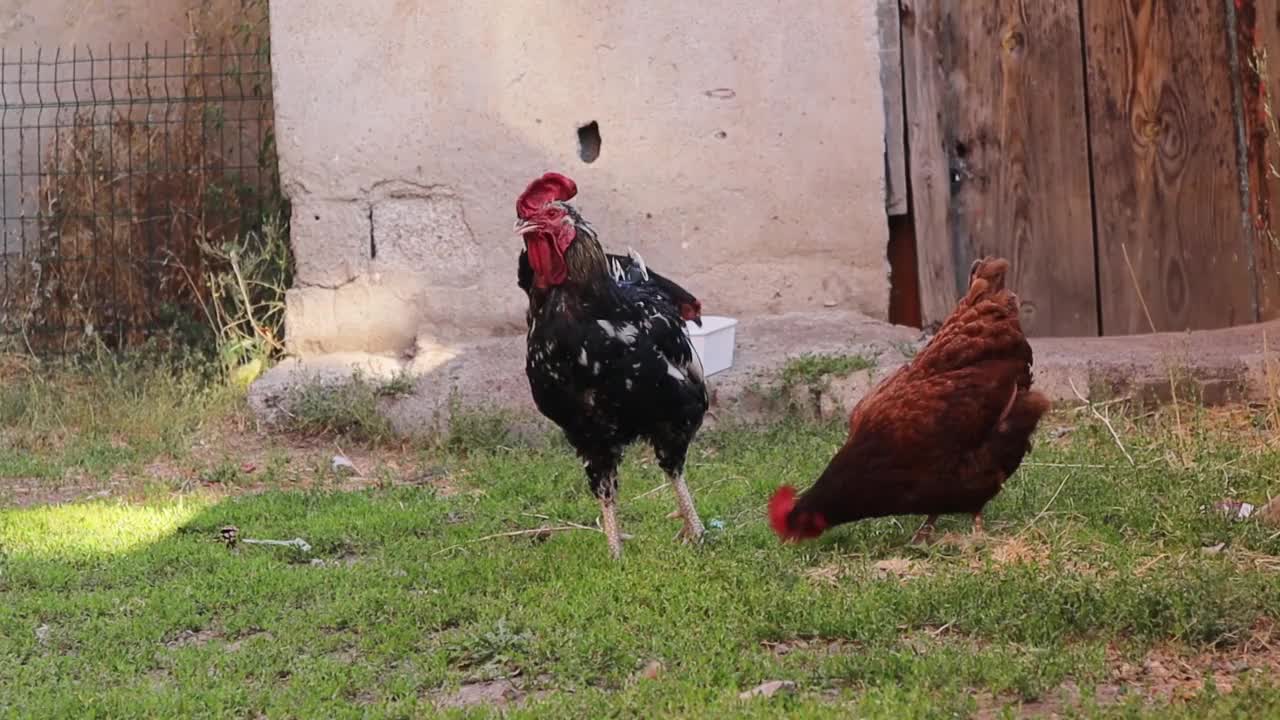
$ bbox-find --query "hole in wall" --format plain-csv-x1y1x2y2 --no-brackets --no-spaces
577,121,601,163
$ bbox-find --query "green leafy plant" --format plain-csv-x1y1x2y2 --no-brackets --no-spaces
198,214,293,385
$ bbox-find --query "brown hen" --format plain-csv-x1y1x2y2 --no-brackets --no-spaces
769,257,1051,544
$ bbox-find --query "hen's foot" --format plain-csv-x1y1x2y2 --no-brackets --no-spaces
910,515,939,545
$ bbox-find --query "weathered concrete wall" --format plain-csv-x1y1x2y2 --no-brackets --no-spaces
270,0,891,355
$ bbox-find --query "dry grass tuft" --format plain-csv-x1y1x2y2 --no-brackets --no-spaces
10,111,231,349
0,0,276,354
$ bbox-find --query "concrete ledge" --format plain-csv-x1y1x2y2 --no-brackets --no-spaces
248,312,1279,436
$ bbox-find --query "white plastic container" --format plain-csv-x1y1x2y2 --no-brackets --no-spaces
685,315,738,377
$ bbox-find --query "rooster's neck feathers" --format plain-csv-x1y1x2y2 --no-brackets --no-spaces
556,205,610,290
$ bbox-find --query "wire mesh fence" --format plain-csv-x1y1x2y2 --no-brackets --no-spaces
0,41,279,354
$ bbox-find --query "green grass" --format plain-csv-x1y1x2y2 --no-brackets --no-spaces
2,359,1280,718
779,353,877,390
0,353,242,487
281,371,411,443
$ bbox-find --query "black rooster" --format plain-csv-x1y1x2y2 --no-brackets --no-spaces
513,172,709,559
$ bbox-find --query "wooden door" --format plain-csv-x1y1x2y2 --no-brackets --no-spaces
896,0,1280,335
902,0,1098,337
1084,0,1257,334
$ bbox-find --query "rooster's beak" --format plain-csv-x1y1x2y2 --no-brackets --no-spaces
513,219,538,237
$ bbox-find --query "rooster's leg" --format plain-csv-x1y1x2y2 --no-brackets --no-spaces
910,515,939,545
652,434,704,543
669,472,705,542
971,512,984,535
600,496,623,559
585,451,625,560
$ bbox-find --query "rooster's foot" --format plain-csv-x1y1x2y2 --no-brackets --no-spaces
673,522,705,544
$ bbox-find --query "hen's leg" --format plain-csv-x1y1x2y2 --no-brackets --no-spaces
585,448,625,560
910,515,939,544
971,512,984,535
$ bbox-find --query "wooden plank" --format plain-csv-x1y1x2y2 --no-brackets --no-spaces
1083,0,1258,334
901,0,1098,336
1240,0,1280,321
878,0,909,215
900,0,958,328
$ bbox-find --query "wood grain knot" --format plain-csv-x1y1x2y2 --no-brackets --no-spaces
1001,30,1024,53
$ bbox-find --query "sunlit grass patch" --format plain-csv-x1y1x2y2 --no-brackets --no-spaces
1,499,206,560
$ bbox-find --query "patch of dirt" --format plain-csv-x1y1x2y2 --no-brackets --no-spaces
308,552,363,569
871,557,926,581
985,536,1046,566
430,679,524,710
1260,496,1280,529
899,624,986,655
975,627,1280,718
448,679,521,708
224,630,274,652
146,668,174,689
179,426,457,497
928,531,990,551
804,534,1225,597
630,660,664,683
165,628,223,648
739,680,797,699
802,536,1061,588
164,627,276,652
1104,635,1280,702
803,552,940,587
1,481,116,508
326,646,360,665
1,421,462,509
762,637,861,657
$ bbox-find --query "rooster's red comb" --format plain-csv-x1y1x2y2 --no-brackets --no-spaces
768,486,798,538
517,172,578,219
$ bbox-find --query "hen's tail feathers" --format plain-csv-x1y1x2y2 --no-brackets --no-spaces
993,390,1052,479
964,257,1011,304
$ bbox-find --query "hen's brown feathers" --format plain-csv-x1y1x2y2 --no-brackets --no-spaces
771,257,1050,542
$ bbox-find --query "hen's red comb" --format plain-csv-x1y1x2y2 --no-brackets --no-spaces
768,486,797,538
517,172,578,219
